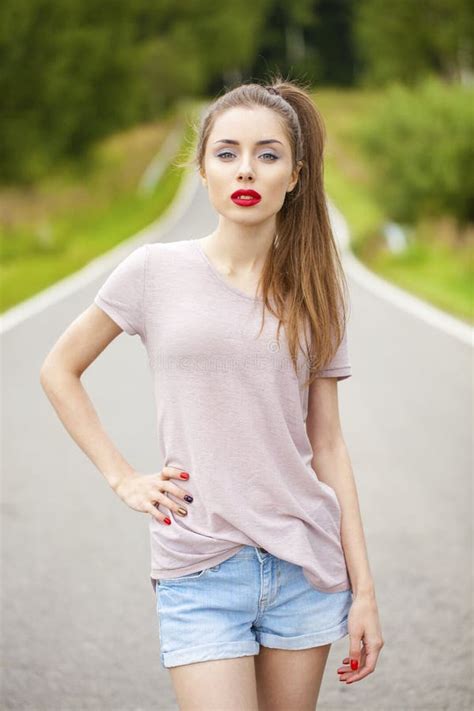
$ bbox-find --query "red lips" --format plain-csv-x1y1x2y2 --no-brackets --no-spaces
230,189,262,207
231,189,261,200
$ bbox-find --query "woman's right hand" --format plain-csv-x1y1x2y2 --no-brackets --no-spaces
114,466,193,524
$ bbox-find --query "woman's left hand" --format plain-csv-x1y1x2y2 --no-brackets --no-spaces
337,591,384,684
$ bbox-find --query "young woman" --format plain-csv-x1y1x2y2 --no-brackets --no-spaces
40,78,384,710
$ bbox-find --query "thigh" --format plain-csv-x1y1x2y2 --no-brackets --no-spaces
169,655,259,711
255,644,331,711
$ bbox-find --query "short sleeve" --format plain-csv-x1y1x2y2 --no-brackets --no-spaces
94,244,148,338
316,323,352,381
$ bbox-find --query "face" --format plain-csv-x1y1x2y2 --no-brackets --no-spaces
200,106,301,226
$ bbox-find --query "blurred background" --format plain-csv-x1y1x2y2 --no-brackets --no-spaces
0,0,472,323
1,2,473,710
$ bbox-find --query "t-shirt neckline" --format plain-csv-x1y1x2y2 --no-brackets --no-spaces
189,238,264,302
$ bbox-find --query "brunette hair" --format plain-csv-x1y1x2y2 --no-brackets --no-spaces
178,74,351,388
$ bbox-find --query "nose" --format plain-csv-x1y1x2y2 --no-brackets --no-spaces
236,162,255,181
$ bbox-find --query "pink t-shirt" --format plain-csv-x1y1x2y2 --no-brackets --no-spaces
94,238,353,594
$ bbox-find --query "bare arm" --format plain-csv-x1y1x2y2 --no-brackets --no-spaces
306,376,375,598
39,303,195,525
307,376,384,683
39,304,135,491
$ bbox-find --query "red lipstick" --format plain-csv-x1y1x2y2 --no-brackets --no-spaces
231,189,261,206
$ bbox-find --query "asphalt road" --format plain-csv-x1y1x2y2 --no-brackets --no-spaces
2,174,472,710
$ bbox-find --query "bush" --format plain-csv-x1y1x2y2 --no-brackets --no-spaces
354,76,474,226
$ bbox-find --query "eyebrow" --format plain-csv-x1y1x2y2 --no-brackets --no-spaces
213,139,284,146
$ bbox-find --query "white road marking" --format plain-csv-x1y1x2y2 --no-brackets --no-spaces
329,198,473,347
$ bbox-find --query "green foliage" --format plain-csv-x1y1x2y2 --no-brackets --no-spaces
0,0,276,183
353,0,474,86
1,0,471,185
318,87,473,324
354,76,474,225
0,0,142,182
247,0,321,86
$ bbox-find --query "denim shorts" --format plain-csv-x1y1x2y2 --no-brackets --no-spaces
155,545,353,669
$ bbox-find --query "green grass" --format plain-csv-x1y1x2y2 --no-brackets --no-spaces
369,229,473,321
313,87,473,325
1,165,184,308
0,101,200,312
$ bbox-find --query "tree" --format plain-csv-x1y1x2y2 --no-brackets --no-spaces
353,0,474,86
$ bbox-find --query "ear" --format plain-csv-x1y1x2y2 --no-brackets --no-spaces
287,160,303,193
199,167,207,187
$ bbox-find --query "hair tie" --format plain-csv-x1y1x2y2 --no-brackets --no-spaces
265,85,280,96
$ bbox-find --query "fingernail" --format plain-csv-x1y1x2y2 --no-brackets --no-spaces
177,507,187,516
184,495,193,503
350,659,358,671
180,472,189,479
164,517,171,525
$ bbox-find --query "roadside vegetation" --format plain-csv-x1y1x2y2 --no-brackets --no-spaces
316,79,473,324
0,102,199,312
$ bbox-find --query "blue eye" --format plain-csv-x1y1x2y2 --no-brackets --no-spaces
216,151,278,161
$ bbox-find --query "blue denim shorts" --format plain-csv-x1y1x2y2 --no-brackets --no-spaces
155,545,353,669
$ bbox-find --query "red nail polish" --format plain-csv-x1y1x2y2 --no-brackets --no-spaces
180,472,189,479
350,659,358,671
164,517,171,525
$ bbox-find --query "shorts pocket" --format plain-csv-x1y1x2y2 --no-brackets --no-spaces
157,563,221,585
